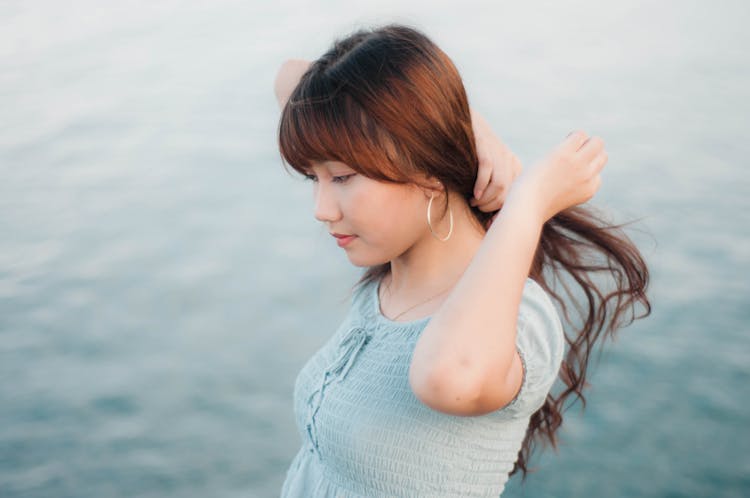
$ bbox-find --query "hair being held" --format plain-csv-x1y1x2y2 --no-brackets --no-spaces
277,23,652,477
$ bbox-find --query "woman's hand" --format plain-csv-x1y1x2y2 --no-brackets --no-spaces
274,59,312,110
469,108,522,214
506,130,608,224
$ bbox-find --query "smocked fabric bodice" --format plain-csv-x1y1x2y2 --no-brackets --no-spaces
280,277,565,498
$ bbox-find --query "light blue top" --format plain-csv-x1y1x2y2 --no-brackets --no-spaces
280,276,565,498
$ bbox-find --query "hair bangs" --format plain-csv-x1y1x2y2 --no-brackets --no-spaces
278,80,412,183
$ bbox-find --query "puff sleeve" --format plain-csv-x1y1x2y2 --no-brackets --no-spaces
497,278,565,418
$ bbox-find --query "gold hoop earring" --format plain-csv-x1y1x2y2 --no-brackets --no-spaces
427,192,453,242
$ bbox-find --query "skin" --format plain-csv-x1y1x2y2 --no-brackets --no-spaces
305,161,487,313
408,134,606,416
469,107,522,213
274,59,607,416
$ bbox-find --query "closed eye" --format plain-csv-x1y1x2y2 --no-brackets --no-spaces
302,173,356,184
332,174,355,184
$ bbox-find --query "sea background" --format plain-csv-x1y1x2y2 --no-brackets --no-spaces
1,1,748,497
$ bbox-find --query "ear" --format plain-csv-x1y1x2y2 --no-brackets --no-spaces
417,177,445,199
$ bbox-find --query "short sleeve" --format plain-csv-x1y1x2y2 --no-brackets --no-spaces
497,278,565,417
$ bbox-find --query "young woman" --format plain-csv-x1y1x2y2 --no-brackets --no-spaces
273,24,651,497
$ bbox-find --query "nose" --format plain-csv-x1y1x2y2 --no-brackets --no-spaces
313,181,342,223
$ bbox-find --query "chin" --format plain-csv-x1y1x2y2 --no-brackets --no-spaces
346,255,377,268
344,251,390,268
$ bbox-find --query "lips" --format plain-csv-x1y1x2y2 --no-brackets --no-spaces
331,233,357,247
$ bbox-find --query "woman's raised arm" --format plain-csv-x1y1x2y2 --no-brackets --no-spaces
409,131,607,416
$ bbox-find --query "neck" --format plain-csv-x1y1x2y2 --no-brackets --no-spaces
386,193,486,296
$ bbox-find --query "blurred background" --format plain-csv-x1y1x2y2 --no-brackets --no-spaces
1,0,748,497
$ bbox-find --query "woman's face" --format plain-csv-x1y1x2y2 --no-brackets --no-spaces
305,160,431,267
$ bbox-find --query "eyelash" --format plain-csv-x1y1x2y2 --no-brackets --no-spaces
303,173,355,184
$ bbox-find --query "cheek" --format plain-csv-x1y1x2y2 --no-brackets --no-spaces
340,186,426,266
358,188,425,239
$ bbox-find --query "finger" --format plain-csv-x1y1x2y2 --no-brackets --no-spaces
592,174,602,192
578,136,605,162
472,174,504,207
563,130,589,152
585,174,602,200
474,159,493,199
506,153,522,184
472,170,499,205
591,150,608,173
471,188,500,208
475,177,507,212
477,198,504,213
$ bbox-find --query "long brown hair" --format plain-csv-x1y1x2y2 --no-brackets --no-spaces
277,24,652,477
